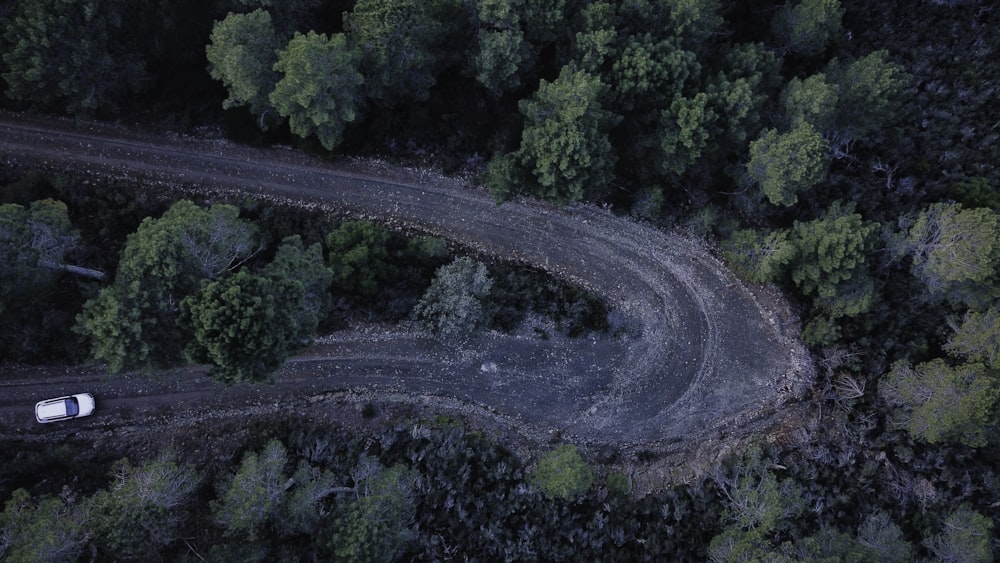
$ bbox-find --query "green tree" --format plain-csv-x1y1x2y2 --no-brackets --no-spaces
706,447,808,561
206,9,280,124
88,455,201,559
665,0,723,45
326,221,398,298
517,0,567,47
76,201,261,372
610,34,696,113
827,50,909,142
573,1,617,72
472,28,531,96
781,73,839,134
705,43,782,153
747,123,831,207
814,273,877,320
0,199,79,272
789,202,876,316
469,0,538,96
212,439,289,539
950,177,999,210
0,205,91,361
484,152,526,204
413,257,493,340
114,200,260,300
345,0,443,104
505,63,620,204
708,448,804,562
926,508,994,563
722,228,796,285
879,359,999,447
75,285,148,373
707,526,779,563
788,527,879,562
270,31,364,150
779,54,907,150
800,314,842,347
0,200,81,314
660,92,717,177
715,461,803,535
529,444,594,500
278,461,343,537
905,203,999,297
0,488,90,562
772,0,844,57
2,0,146,115
946,306,1000,369
261,235,334,338
182,271,305,384
591,29,702,184
856,511,913,563
328,463,415,561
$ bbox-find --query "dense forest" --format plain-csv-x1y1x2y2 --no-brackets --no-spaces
1,0,999,560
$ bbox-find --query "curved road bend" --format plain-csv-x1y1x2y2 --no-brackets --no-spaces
0,113,812,445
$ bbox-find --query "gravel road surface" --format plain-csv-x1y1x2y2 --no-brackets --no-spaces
0,112,813,455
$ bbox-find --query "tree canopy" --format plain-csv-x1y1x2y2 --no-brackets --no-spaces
326,220,398,298
211,439,289,538
182,271,304,384
88,455,201,559
0,199,88,361
789,202,877,317
472,28,532,96
2,0,146,115
827,50,909,142
708,447,805,560
206,9,281,121
610,34,696,113
76,201,260,372
344,0,444,105
261,235,334,339
328,463,416,560
905,203,999,299
722,228,796,285
0,488,90,561
530,444,594,500
748,123,831,207
659,92,716,177
4,1,1000,560
413,257,494,340
781,73,839,134
270,31,364,150
117,200,260,295
926,508,994,563
705,43,782,153
496,64,620,203
470,0,539,96
0,199,79,312
946,306,1000,370
879,359,999,447
772,0,844,57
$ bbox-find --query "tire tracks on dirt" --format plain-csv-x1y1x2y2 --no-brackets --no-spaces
0,112,812,449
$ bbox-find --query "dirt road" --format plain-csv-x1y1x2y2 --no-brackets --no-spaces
0,112,812,452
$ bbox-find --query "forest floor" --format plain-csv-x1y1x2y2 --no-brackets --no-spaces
0,112,815,487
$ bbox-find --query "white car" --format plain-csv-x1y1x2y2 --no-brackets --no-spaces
34,393,95,423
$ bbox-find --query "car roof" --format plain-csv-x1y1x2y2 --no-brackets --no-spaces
37,398,71,419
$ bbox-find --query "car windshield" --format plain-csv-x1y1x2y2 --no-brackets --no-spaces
64,397,79,417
